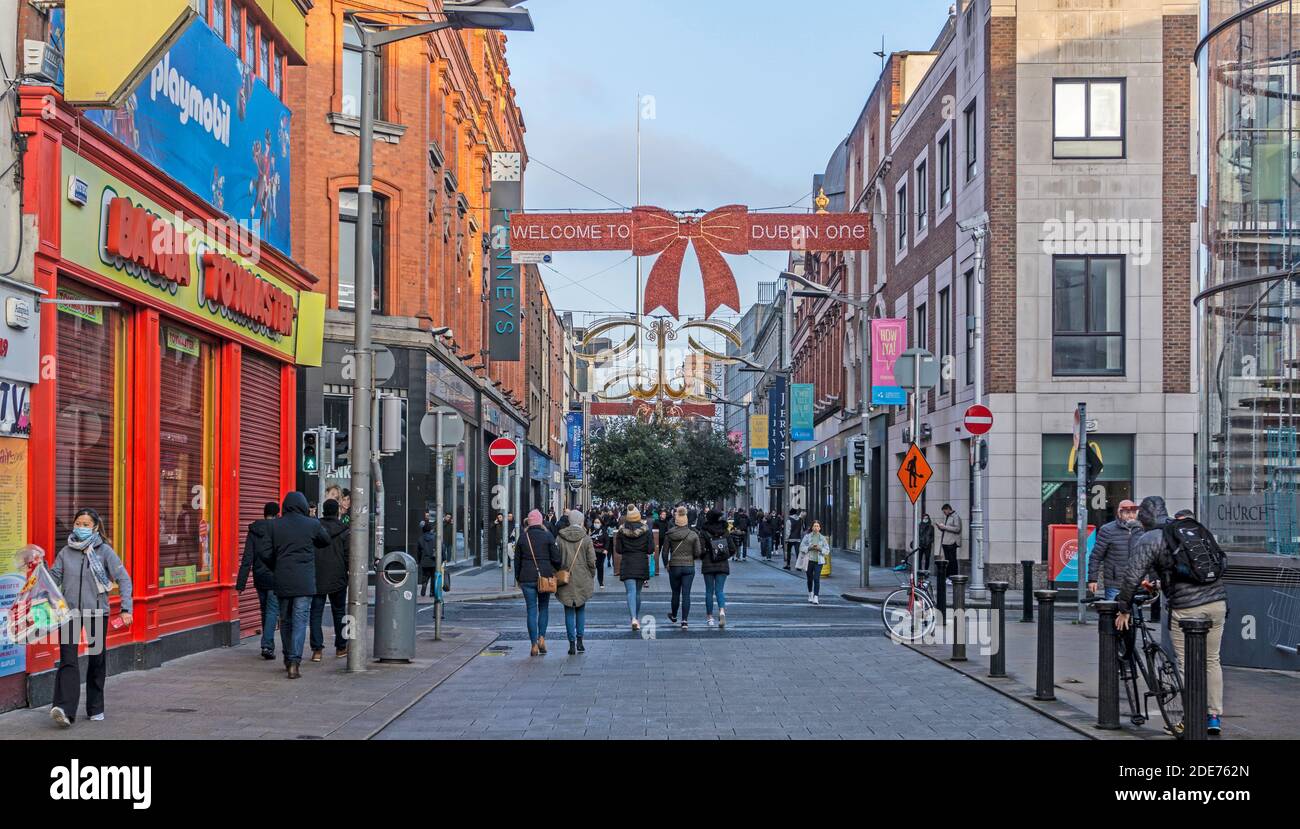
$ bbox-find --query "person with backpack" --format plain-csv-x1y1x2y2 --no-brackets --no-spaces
699,509,732,628
1087,499,1144,600
614,506,653,631
1115,496,1228,736
311,499,350,662
662,507,703,630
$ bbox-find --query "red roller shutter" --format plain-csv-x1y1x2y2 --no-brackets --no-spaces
237,352,283,638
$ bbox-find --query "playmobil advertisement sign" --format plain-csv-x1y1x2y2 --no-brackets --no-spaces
84,19,293,256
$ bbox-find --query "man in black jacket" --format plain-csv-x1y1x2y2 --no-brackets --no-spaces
784,509,805,570
236,502,280,660
310,500,350,662
267,492,332,678
1087,499,1143,600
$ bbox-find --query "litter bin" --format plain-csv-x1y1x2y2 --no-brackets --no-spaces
374,551,418,662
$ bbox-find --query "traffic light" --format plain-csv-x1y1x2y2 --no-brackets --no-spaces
850,436,867,476
301,430,319,473
333,429,350,469
978,438,989,471
379,396,406,456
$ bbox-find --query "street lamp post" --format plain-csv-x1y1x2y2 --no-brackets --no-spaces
959,213,990,601
344,2,533,674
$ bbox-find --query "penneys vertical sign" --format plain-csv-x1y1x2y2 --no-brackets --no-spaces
489,179,523,362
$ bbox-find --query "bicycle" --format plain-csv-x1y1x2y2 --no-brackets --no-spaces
880,548,938,643
1094,588,1185,738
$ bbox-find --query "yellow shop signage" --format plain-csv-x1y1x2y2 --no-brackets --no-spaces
62,147,311,360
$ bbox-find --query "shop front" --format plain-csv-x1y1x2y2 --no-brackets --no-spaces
1198,0,1300,669
18,92,323,708
794,435,849,552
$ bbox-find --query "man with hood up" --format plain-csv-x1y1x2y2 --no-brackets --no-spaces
310,499,350,662
1115,495,1229,735
266,492,332,678
236,501,281,660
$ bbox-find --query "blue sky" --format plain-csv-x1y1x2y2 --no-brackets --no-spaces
505,0,957,323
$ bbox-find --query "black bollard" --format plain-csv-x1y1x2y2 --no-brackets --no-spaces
1021,561,1035,623
935,558,948,619
1180,618,1211,741
950,575,969,661
988,582,1009,678
1093,601,1121,730
1034,590,1057,701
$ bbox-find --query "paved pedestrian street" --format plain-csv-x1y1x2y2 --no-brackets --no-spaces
378,549,1080,740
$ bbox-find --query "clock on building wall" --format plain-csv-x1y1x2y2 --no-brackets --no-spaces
491,152,522,182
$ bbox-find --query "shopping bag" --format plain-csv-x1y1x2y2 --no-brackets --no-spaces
794,550,810,572
0,558,71,647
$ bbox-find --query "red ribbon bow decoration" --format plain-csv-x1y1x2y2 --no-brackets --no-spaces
634,205,747,319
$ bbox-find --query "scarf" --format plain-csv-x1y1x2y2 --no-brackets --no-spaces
67,531,114,595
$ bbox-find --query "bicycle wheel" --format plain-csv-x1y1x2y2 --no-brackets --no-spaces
1149,646,1185,738
881,587,937,643
1115,636,1145,725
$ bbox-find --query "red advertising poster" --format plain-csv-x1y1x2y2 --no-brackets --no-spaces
1048,523,1096,582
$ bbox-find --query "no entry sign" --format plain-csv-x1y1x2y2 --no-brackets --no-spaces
964,405,994,436
488,437,519,468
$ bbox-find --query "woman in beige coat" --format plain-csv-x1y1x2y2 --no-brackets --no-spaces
556,510,598,655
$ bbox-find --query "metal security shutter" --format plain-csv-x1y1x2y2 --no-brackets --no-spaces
237,353,283,638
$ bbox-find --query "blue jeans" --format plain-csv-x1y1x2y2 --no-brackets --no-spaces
310,588,348,652
761,536,772,558
669,566,695,621
564,604,586,642
278,596,312,665
521,583,551,644
704,573,727,615
256,588,280,654
806,559,823,596
1105,587,1121,601
624,579,644,620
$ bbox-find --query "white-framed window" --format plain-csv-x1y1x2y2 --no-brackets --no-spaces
895,180,908,258
937,130,952,210
964,99,978,182
1053,78,1126,159
915,158,929,239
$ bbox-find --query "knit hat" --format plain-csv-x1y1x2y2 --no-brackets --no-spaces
322,499,340,518
527,509,545,527
624,506,642,523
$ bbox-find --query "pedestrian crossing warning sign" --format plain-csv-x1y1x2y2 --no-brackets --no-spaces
898,444,932,504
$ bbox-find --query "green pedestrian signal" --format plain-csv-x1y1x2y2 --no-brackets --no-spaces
302,430,320,473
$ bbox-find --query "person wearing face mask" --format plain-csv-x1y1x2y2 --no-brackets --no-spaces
590,517,608,589
49,508,134,727
917,513,935,574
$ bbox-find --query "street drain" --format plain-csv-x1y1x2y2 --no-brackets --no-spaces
165,708,197,714
481,645,512,656
296,735,324,740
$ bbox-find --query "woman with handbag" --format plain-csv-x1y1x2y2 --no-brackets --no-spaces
613,506,652,631
49,508,134,727
514,510,562,656
798,520,830,605
556,510,597,655
662,507,702,630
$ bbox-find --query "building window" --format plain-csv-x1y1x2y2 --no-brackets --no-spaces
915,160,928,231
231,0,243,51
342,24,383,120
964,268,975,386
259,30,269,81
939,286,951,394
338,190,387,312
158,325,217,587
211,0,227,44
55,285,128,560
1053,78,1125,158
915,302,928,351
896,183,908,252
1052,255,1125,376
273,52,283,97
244,14,255,69
938,133,951,209
964,100,978,181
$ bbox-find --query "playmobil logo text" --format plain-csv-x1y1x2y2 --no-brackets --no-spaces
150,53,231,147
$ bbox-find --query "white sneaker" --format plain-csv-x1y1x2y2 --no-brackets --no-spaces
50,707,71,728
707,616,716,627
90,713,105,722
808,592,814,604
812,595,820,605
719,609,727,628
